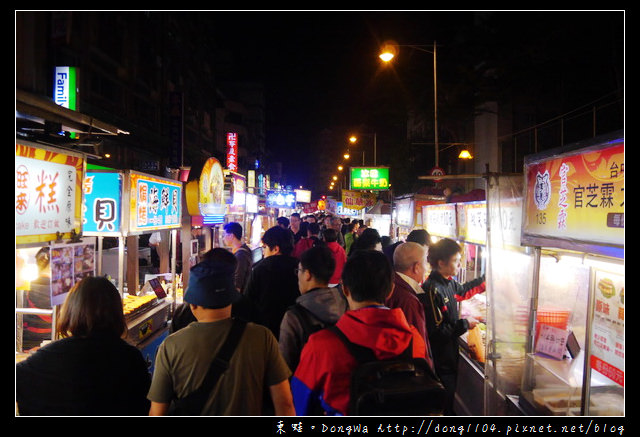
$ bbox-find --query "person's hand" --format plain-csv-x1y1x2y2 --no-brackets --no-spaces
467,318,478,330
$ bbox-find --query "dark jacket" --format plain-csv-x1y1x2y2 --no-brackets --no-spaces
420,271,485,375
386,272,434,370
239,254,300,339
16,334,151,416
233,243,253,293
279,286,348,372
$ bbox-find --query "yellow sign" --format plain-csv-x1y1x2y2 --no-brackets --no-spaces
523,140,623,247
341,190,377,211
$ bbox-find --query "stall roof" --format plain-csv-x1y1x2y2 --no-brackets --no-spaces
16,89,129,156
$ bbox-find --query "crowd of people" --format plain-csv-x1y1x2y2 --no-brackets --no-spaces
15,211,485,417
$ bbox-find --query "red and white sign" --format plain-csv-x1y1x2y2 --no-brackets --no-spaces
430,166,445,182
226,132,238,172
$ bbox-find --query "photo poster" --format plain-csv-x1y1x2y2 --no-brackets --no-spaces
50,240,96,306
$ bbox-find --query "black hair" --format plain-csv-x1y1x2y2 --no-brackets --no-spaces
342,249,393,303
277,216,290,228
299,221,309,236
406,229,430,246
262,225,294,256
299,245,335,285
308,222,320,236
223,222,243,240
427,238,462,269
348,227,381,256
323,228,338,243
201,247,238,269
290,212,301,219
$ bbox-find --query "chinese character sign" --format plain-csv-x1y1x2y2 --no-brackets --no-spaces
16,148,81,242
82,172,122,235
129,172,182,232
590,269,624,386
349,167,390,190
424,203,457,239
226,132,238,172
266,190,296,209
523,140,624,247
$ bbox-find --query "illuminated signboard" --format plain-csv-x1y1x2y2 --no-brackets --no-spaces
16,142,84,245
226,132,238,172
82,172,122,235
266,190,296,209
54,66,77,110
522,137,624,249
129,172,182,232
295,189,311,203
349,167,390,190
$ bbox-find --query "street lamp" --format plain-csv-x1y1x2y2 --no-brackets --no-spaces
348,133,378,166
379,40,439,167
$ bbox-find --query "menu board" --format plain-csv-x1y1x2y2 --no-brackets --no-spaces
424,203,457,238
522,139,624,248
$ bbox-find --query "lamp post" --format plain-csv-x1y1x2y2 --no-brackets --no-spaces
349,133,377,166
379,41,439,167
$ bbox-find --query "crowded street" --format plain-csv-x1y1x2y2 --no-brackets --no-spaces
15,10,624,425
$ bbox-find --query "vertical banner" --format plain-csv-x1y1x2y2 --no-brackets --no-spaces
226,132,238,172
168,92,184,169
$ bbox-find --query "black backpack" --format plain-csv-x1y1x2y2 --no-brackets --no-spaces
328,325,446,416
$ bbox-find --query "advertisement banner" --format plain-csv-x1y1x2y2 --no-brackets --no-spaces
341,190,377,211
349,167,390,190
82,172,122,235
590,269,624,386
266,190,296,209
457,201,487,245
16,143,84,245
522,140,623,247
49,240,96,306
424,203,457,239
197,157,226,216
129,172,182,232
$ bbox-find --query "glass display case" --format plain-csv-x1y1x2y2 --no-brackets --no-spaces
517,132,624,417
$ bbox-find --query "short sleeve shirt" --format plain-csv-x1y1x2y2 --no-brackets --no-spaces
148,318,291,415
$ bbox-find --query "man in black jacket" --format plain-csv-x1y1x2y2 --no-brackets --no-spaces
421,238,485,415
237,226,300,340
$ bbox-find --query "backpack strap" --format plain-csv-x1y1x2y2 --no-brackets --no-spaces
171,318,247,415
289,303,325,343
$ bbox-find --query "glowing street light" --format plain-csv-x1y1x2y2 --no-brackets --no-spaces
458,149,473,159
379,40,440,167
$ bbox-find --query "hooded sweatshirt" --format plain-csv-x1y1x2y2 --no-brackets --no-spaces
279,286,348,372
325,241,347,285
291,306,427,416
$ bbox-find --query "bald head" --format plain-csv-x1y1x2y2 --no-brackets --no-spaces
393,242,428,277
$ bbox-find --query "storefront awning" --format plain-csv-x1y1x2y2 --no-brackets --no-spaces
16,89,129,137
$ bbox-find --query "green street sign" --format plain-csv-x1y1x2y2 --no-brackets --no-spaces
349,167,390,190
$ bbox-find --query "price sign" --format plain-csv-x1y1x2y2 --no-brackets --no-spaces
535,324,570,360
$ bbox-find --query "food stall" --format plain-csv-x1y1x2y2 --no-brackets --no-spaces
82,168,182,370
423,200,489,415
514,131,624,416
16,140,88,356
392,193,444,242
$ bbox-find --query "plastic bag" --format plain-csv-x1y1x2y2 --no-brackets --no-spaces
467,325,485,363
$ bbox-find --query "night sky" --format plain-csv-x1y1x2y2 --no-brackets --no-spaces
205,11,623,191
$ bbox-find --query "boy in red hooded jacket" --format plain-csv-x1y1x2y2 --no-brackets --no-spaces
291,249,427,416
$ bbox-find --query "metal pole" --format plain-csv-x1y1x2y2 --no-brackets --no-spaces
374,132,377,167
433,41,439,168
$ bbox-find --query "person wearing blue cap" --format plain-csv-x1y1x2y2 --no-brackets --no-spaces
147,248,294,416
